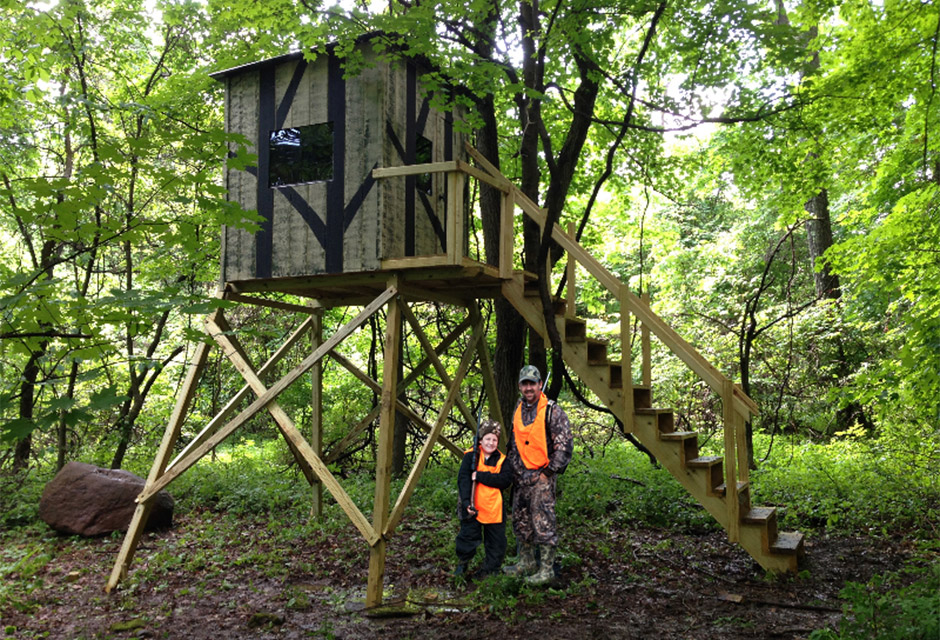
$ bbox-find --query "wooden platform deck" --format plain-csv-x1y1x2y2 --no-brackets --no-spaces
223,256,518,308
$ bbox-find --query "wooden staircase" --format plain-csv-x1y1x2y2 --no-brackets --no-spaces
372,144,805,573
504,276,804,573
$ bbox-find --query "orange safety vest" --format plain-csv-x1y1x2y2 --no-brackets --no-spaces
466,447,506,524
512,393,550,471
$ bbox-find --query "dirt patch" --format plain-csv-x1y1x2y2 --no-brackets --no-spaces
0,511,922,640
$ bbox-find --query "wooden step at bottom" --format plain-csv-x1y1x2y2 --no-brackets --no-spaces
742,506,776,525
771,531,805,556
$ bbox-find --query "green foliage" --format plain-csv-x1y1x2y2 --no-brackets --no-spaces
810,563,940,640
751,431,939,536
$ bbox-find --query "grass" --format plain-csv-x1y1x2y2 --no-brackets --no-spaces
1,428,938,636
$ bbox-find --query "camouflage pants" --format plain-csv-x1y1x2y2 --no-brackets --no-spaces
511,474,558,546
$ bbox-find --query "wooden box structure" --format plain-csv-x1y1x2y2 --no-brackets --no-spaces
213,43,467,281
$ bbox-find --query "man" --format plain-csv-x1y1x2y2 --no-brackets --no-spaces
503,365,573,585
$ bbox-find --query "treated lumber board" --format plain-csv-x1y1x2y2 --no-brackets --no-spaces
328,349,464,457
205,317,378,546
325,315,474,463
386,320,483,536
224,292,323,314
206,315,316,487
398,301,478,432
139,286,397,504
166,314,318,471
368,277,401,608
372,160,458,179
470,301,506,431
107,339,212,592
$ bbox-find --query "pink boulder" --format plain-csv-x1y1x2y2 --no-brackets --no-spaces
39,461,174,536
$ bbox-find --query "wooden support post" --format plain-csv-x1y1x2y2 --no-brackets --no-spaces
641,292,652,387
386,318,483,535
368,277,401,608
446,172,465,265
107,340,211,592
722,377,740,542
499,189,514,279
566,222,576,318
620,285,634,432
310,306,324,520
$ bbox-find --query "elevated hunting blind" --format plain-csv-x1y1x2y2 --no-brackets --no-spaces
109,36,803,615
211,42,468,283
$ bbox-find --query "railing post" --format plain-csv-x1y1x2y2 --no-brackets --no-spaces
446,171,465,265
620,285,634,432
499,189,514,279
641,292,651,387
735,396,750,485
722,377,740,542
566,223,576,318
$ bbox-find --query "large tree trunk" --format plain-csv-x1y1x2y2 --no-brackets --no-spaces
476,95,527,425
805,188,840,299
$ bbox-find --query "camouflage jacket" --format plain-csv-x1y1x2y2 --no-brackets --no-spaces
506,396,573,484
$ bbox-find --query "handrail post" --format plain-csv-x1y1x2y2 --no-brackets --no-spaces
641,292,651,387
566,223,576,317
620,285,634,432
735,397,750,485
446,171,465,265
722,377,740,542
499,189,514,278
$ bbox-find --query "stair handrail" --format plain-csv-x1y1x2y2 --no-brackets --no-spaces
462,144,758,422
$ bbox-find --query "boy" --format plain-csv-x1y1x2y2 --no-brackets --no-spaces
455,419,512,578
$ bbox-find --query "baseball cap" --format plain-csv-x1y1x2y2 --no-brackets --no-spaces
518,365,541,384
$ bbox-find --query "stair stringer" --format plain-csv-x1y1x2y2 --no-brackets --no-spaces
501,274,802,574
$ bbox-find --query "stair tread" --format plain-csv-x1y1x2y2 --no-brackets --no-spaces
687,455,722,466
635,407,674,415
660,431,697,440
771,531,805,555
742,506,776,523
714,481,749,498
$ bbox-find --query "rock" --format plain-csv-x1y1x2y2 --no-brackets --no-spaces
39,462,173,536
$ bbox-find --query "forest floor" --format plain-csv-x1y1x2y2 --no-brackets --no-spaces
2,508,928,640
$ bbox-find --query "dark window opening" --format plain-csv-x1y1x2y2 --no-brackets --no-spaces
416,135,432,194
269,123,333,187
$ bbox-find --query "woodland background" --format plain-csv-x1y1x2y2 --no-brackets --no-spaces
0,0,938,638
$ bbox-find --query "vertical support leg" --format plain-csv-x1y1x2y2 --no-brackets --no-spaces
367,277,401,607
722,377,740,542
107,340,212,592
620,285,634,432
310,306,324,521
